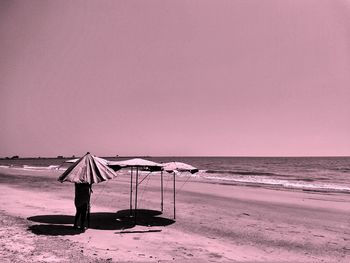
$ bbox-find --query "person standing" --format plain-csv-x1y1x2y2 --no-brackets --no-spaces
74,183,92,231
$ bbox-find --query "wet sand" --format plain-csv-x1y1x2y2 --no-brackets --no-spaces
0,167,349,262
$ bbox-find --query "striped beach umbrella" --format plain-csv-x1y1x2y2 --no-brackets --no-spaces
58,152,117,184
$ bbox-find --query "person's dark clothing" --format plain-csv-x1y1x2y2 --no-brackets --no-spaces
75,183,91,207
74,203,88,229
74,183,91,229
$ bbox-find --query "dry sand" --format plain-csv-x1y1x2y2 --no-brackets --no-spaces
0,167,349,262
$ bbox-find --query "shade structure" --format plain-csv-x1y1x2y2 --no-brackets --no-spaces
58,153,117,184
108,158,163,171
161,162,198,220
107,158,163,223
162,162,199,174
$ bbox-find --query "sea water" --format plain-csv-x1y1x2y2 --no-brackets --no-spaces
1,156,349,193
158,156,350,193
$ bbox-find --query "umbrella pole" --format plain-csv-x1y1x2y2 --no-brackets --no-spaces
134,167,139,224
173,171,176,220
161,170,163,212
130,168,133,216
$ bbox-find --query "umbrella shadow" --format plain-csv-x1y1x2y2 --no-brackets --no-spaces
115,209,175,227
28,224,82,236
27,209,175,236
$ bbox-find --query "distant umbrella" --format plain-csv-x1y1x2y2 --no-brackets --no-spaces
65,158,79,163
65,156,109,165
58,153,117,184
162,162,199,174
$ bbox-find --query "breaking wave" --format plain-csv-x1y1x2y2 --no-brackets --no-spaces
206,170,278,176
201,170,350,193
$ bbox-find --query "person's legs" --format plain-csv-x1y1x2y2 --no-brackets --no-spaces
74,206,81,228
80,203,88,230
86,203,90,228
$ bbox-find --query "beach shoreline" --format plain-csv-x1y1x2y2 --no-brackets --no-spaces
0,166,349,262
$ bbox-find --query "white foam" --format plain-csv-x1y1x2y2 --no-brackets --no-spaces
204,175,350,192
22,165,61,170
0,164,66,172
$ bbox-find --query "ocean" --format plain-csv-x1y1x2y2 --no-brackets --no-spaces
1,156,349,193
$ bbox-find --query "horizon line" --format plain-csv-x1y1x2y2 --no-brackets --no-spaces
1,155,350,159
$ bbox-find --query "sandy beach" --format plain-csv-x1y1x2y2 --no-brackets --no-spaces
0,166,349,262
2,1,350,262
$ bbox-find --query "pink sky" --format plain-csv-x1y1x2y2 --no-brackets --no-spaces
1,0,350,157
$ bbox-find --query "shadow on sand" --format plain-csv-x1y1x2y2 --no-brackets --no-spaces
27,209,175,236
28,224,83,236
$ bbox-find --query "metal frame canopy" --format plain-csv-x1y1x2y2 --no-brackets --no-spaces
162,162,199,219
108,159,199,221
108,158,164,222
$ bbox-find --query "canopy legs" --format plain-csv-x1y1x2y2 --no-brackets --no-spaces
134,167,139,223
130,168,133,216
173,171,176,220
128,167,176,223
161,171,164,212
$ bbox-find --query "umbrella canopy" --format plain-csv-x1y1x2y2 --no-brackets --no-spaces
162,162,199,174
108,158,163,171
58,153,117,184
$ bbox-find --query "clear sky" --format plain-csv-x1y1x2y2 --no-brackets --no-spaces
1,0,350,157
